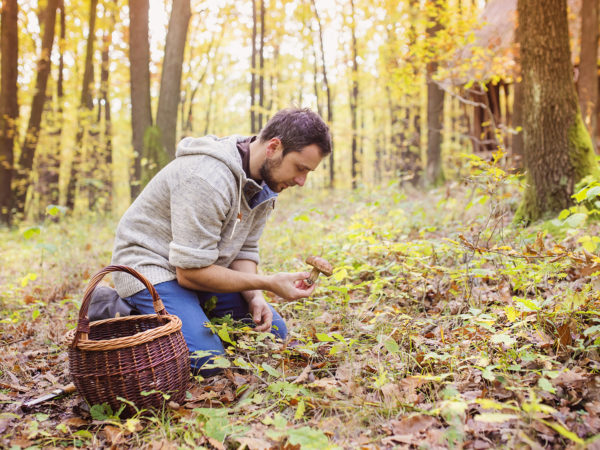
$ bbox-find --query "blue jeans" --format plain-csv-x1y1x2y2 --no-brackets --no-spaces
125,280,288,376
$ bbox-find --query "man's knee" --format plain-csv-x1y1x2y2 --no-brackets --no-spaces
271,308,288,340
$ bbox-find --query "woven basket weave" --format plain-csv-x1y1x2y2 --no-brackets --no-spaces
67,265,190,416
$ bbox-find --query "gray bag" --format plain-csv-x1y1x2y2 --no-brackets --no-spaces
88,286,139,321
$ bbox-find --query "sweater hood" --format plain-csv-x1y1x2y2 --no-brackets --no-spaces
176,135,245,179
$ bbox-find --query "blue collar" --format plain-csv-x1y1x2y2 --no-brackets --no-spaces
249,183,278,209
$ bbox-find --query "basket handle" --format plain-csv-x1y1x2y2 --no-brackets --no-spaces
71,265,168,348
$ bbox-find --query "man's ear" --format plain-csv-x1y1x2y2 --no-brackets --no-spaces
265,137,282,157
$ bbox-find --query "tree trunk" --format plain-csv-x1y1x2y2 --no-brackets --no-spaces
578,0,599,150
311,44,321,117
258,0,266,130
156,0,191,159
516,0,600,223
250,0,257,133
311,0,334,188
349,0,359,190
35,0,65,216
95,0,116,211
128,0,152,197
425,6,445,187
0,0,18,225
14,0,58,215
66,0,97,211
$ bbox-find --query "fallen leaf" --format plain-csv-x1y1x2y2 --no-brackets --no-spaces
556,322,573,349
388,414,439,435
207,436,225,450
551,369,587,389
103,425,127,446
62,417,88,427
235,436,273,450
292,365,313,384
149,439,179,450
380,383,402,406
381,434,414,445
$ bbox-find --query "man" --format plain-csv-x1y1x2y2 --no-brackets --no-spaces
110,108,332,376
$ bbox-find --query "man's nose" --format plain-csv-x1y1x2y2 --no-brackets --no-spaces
294,174,307,187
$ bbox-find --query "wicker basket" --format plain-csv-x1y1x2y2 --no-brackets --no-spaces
67,265,190,416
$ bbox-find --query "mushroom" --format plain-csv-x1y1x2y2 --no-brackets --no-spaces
304,256,333,286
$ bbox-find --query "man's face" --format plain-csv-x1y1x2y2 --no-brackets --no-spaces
260,143,323,193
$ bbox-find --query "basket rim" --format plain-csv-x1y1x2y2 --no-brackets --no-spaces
66,313,183,351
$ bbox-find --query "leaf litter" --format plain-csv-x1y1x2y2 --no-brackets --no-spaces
2,166,600,448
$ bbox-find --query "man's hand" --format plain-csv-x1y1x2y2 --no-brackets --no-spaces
267,272,317,300
247,296,273,332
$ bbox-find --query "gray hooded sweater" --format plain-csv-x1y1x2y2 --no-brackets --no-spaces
111,135,277,298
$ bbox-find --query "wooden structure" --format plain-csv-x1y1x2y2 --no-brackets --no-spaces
445,0,597,158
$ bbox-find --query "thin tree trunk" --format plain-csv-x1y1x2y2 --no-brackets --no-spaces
14,0,58,215
128,0,152,197
516,0,599,222
349,0,359,189
185,32,220,134
96,0,116,210
425,3,445,187
0,0,18,225
258,0,266,130
35,0,64,215
578,0,599,150
156,0,191,159
311,0,334,188
250,0,257,133
311,44,321,117
66,0,97,211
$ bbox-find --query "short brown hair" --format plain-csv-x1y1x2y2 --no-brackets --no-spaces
258,108,332,157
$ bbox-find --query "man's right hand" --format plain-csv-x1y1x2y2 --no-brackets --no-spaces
267,272,317,300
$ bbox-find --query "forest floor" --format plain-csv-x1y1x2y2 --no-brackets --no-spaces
2,157,600,449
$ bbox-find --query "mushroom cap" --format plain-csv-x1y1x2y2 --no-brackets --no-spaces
305,256,333,277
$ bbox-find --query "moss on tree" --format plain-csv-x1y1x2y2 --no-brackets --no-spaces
515,112,600,225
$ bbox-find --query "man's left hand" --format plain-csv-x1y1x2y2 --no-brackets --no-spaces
247,296,273,332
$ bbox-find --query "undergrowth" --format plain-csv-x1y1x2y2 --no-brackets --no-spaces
1,153,600,449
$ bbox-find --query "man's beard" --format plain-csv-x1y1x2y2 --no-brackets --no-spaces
259,157,282,191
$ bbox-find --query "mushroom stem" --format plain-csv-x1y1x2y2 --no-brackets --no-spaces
305,268,320,285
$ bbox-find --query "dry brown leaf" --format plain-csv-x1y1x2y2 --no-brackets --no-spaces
207,437,225,450
224,369,251,387
149,439,179,450
10,437,33,448
398,376,428,404
103,425,126,446
62,417,88,428
235,436,273,450
380,383,402,407
551,368,588,388
292,364,313,384
309,378,339,397
388,414,439,435
585,401,600,415
556,322,573,349
220,389,235,403
381,434,414,446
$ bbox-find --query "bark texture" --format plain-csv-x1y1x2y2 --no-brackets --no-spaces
14,0,58,215
349,0,359,190
578,0,599,149
516,0,599,223
0,0,19,225
156,0,191,159
66,0,97,211
128,0,152,197
311,0,334,187
425,3,445,187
